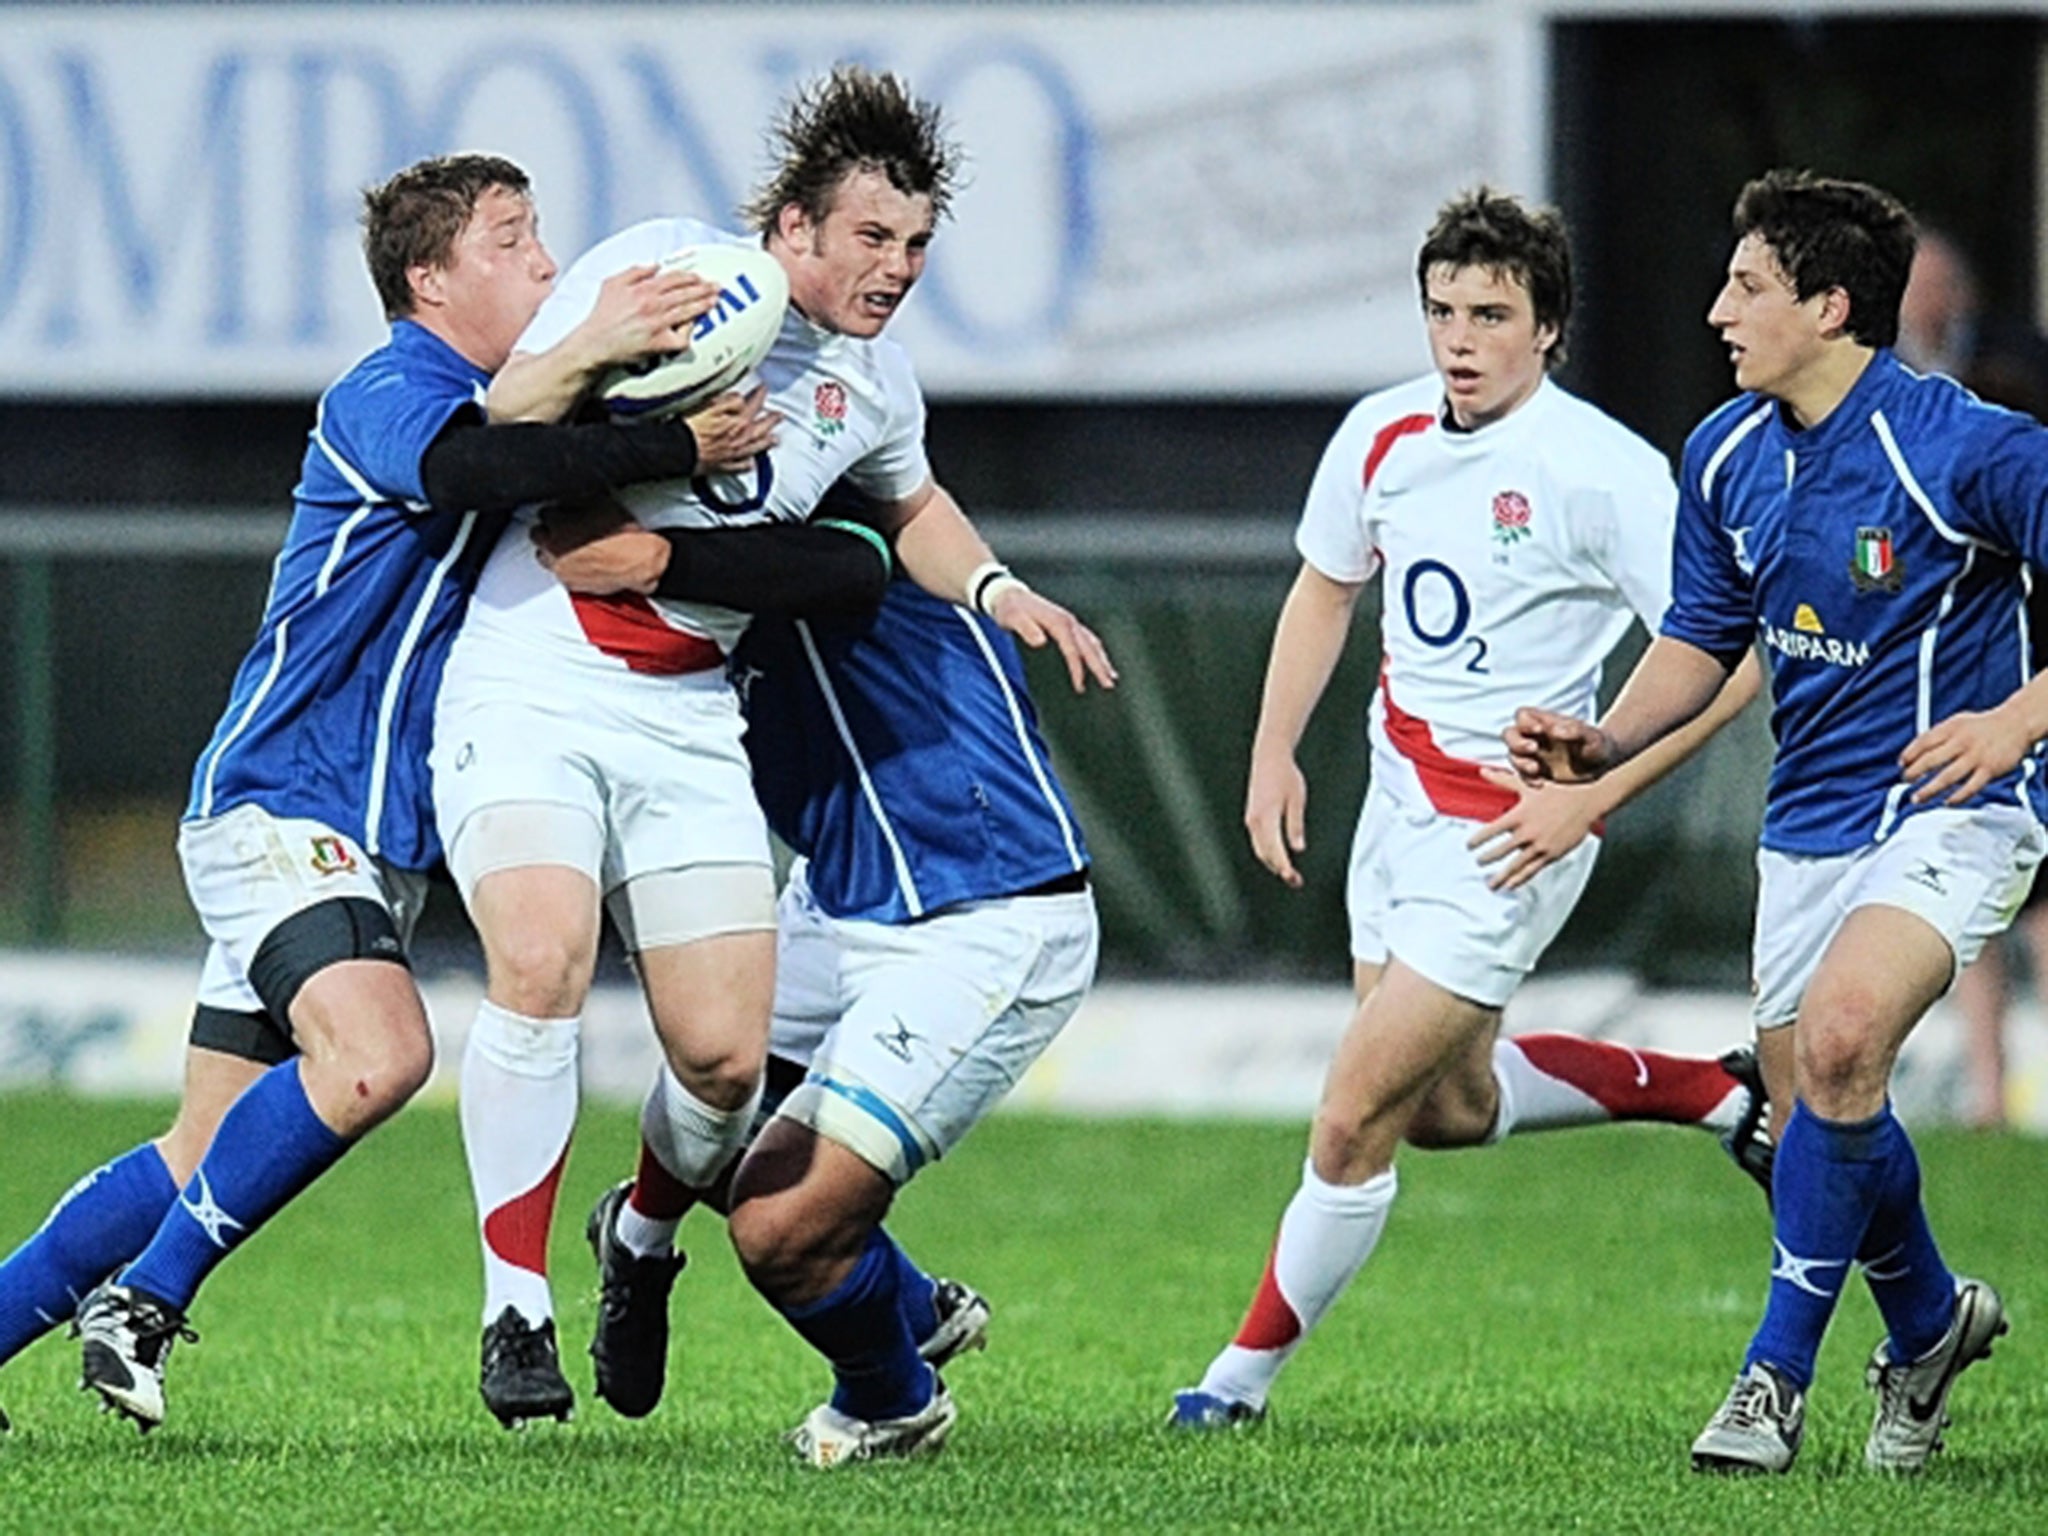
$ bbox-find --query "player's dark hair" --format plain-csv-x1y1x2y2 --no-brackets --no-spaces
742,66,961,237
1731,170,1916,349
361,153,533,320
1416,188,1573,370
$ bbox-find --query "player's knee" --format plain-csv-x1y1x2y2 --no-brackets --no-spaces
484,927,594,1018
666,1038,768,1112
727,1192,840,1301
313,1016,434,1119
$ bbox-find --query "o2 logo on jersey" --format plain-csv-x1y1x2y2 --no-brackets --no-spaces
1402,559,1488,673
692,451,776,517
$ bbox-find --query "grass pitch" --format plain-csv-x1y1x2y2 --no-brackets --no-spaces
0,1093,2043,1533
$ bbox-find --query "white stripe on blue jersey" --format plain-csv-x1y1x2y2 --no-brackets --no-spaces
185,322,496,870
740,581,1089,925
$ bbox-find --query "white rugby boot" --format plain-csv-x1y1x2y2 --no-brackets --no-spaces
1864,1276,2008,1473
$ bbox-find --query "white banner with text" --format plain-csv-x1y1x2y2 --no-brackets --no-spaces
0,3,1542,397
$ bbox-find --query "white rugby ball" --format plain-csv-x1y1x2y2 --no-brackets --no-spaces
599,243,790,419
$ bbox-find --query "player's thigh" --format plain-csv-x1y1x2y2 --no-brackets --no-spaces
1758,805,2044,1042
783,891,1100,1186
1352,777,1597,1008
1406,1014,1507,1147
179,804,419,1030
635,925,776,1082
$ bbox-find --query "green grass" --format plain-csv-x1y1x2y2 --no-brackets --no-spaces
0,1095,2044,1533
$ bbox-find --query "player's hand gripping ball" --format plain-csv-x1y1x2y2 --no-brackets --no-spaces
599,244,790,418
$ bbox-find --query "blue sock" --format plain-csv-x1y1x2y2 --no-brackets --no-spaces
1745,1102,1886,1388
885,1230,940,1349
123,1061,349,1310
1855,1111,1956,1361
0,1144,178,1363
775,1227,934,1423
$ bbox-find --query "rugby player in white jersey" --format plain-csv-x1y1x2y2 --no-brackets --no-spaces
1170,189,1763,1429
431,66,1113,1425
0,153,766,1433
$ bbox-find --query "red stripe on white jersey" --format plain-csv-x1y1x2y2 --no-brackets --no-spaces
1362,412,1434,491
569,592,725,676
1377,667,1520,821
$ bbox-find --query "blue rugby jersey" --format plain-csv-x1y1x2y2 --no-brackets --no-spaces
736,581,1090,923
1665,350,2048,854
184,321,496,869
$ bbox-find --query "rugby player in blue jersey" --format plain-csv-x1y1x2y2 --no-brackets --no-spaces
1510,170,2048,1475
0,151,794,1432
543,488,1099,1465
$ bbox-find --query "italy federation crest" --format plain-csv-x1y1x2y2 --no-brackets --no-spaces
308,835,358,877
1849,525,1903,592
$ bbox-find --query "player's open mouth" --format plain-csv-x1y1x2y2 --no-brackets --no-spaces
1447,368,1482,389
862,291,902,316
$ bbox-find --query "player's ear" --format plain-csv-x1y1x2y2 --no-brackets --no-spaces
408,261,446,312
1534,321,1560,360
1815,285,1854,340
775,202,815,257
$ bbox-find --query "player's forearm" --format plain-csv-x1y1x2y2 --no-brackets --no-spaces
1585,645,1761,813
420,418,699,513
1252,565,1362,760
654,520,891,617
485,339,612,424
886,482,999,605
1595,635,1739,770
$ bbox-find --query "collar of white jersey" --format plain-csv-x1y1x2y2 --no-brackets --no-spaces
1431,373,1561,451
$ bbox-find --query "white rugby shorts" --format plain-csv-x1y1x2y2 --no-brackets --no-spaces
431,659,772,904
1751,804,2046,1029
180,802,426,1014
769,861,1100,1184
1346,757,1599,1009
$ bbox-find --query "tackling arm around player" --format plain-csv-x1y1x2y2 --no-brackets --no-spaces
1173,189,1764,1434
1517,172,2048,1478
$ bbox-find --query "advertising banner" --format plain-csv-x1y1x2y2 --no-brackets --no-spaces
0,3,1543,397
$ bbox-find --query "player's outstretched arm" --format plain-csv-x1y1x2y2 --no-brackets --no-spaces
1246,564,1362,889
486,264,718,424
1507,636,1733,783
883,479,1118,692
1479,648,1759,890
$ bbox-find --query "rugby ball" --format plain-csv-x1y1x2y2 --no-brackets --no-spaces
599,244,790,419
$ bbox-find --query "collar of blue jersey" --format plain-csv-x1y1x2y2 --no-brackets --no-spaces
389,317,493,387
1759,346,1904,455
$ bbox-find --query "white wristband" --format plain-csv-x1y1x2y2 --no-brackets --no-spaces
967,560,1030,617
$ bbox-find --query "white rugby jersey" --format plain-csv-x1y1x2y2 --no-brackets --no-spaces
459,216,931,677
1296,374,1677,820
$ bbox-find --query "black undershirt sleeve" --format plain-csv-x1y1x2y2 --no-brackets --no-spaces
418,410,700,513
653,521,891,619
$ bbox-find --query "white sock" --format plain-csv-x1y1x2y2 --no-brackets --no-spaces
614,1065,762,1259
460,1000,580,1327
1198,1160,1397,1409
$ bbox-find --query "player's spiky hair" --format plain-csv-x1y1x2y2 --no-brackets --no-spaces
361,153,532,320
1417,187,1574,371
742,66,961,236
1731,170,1917,349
